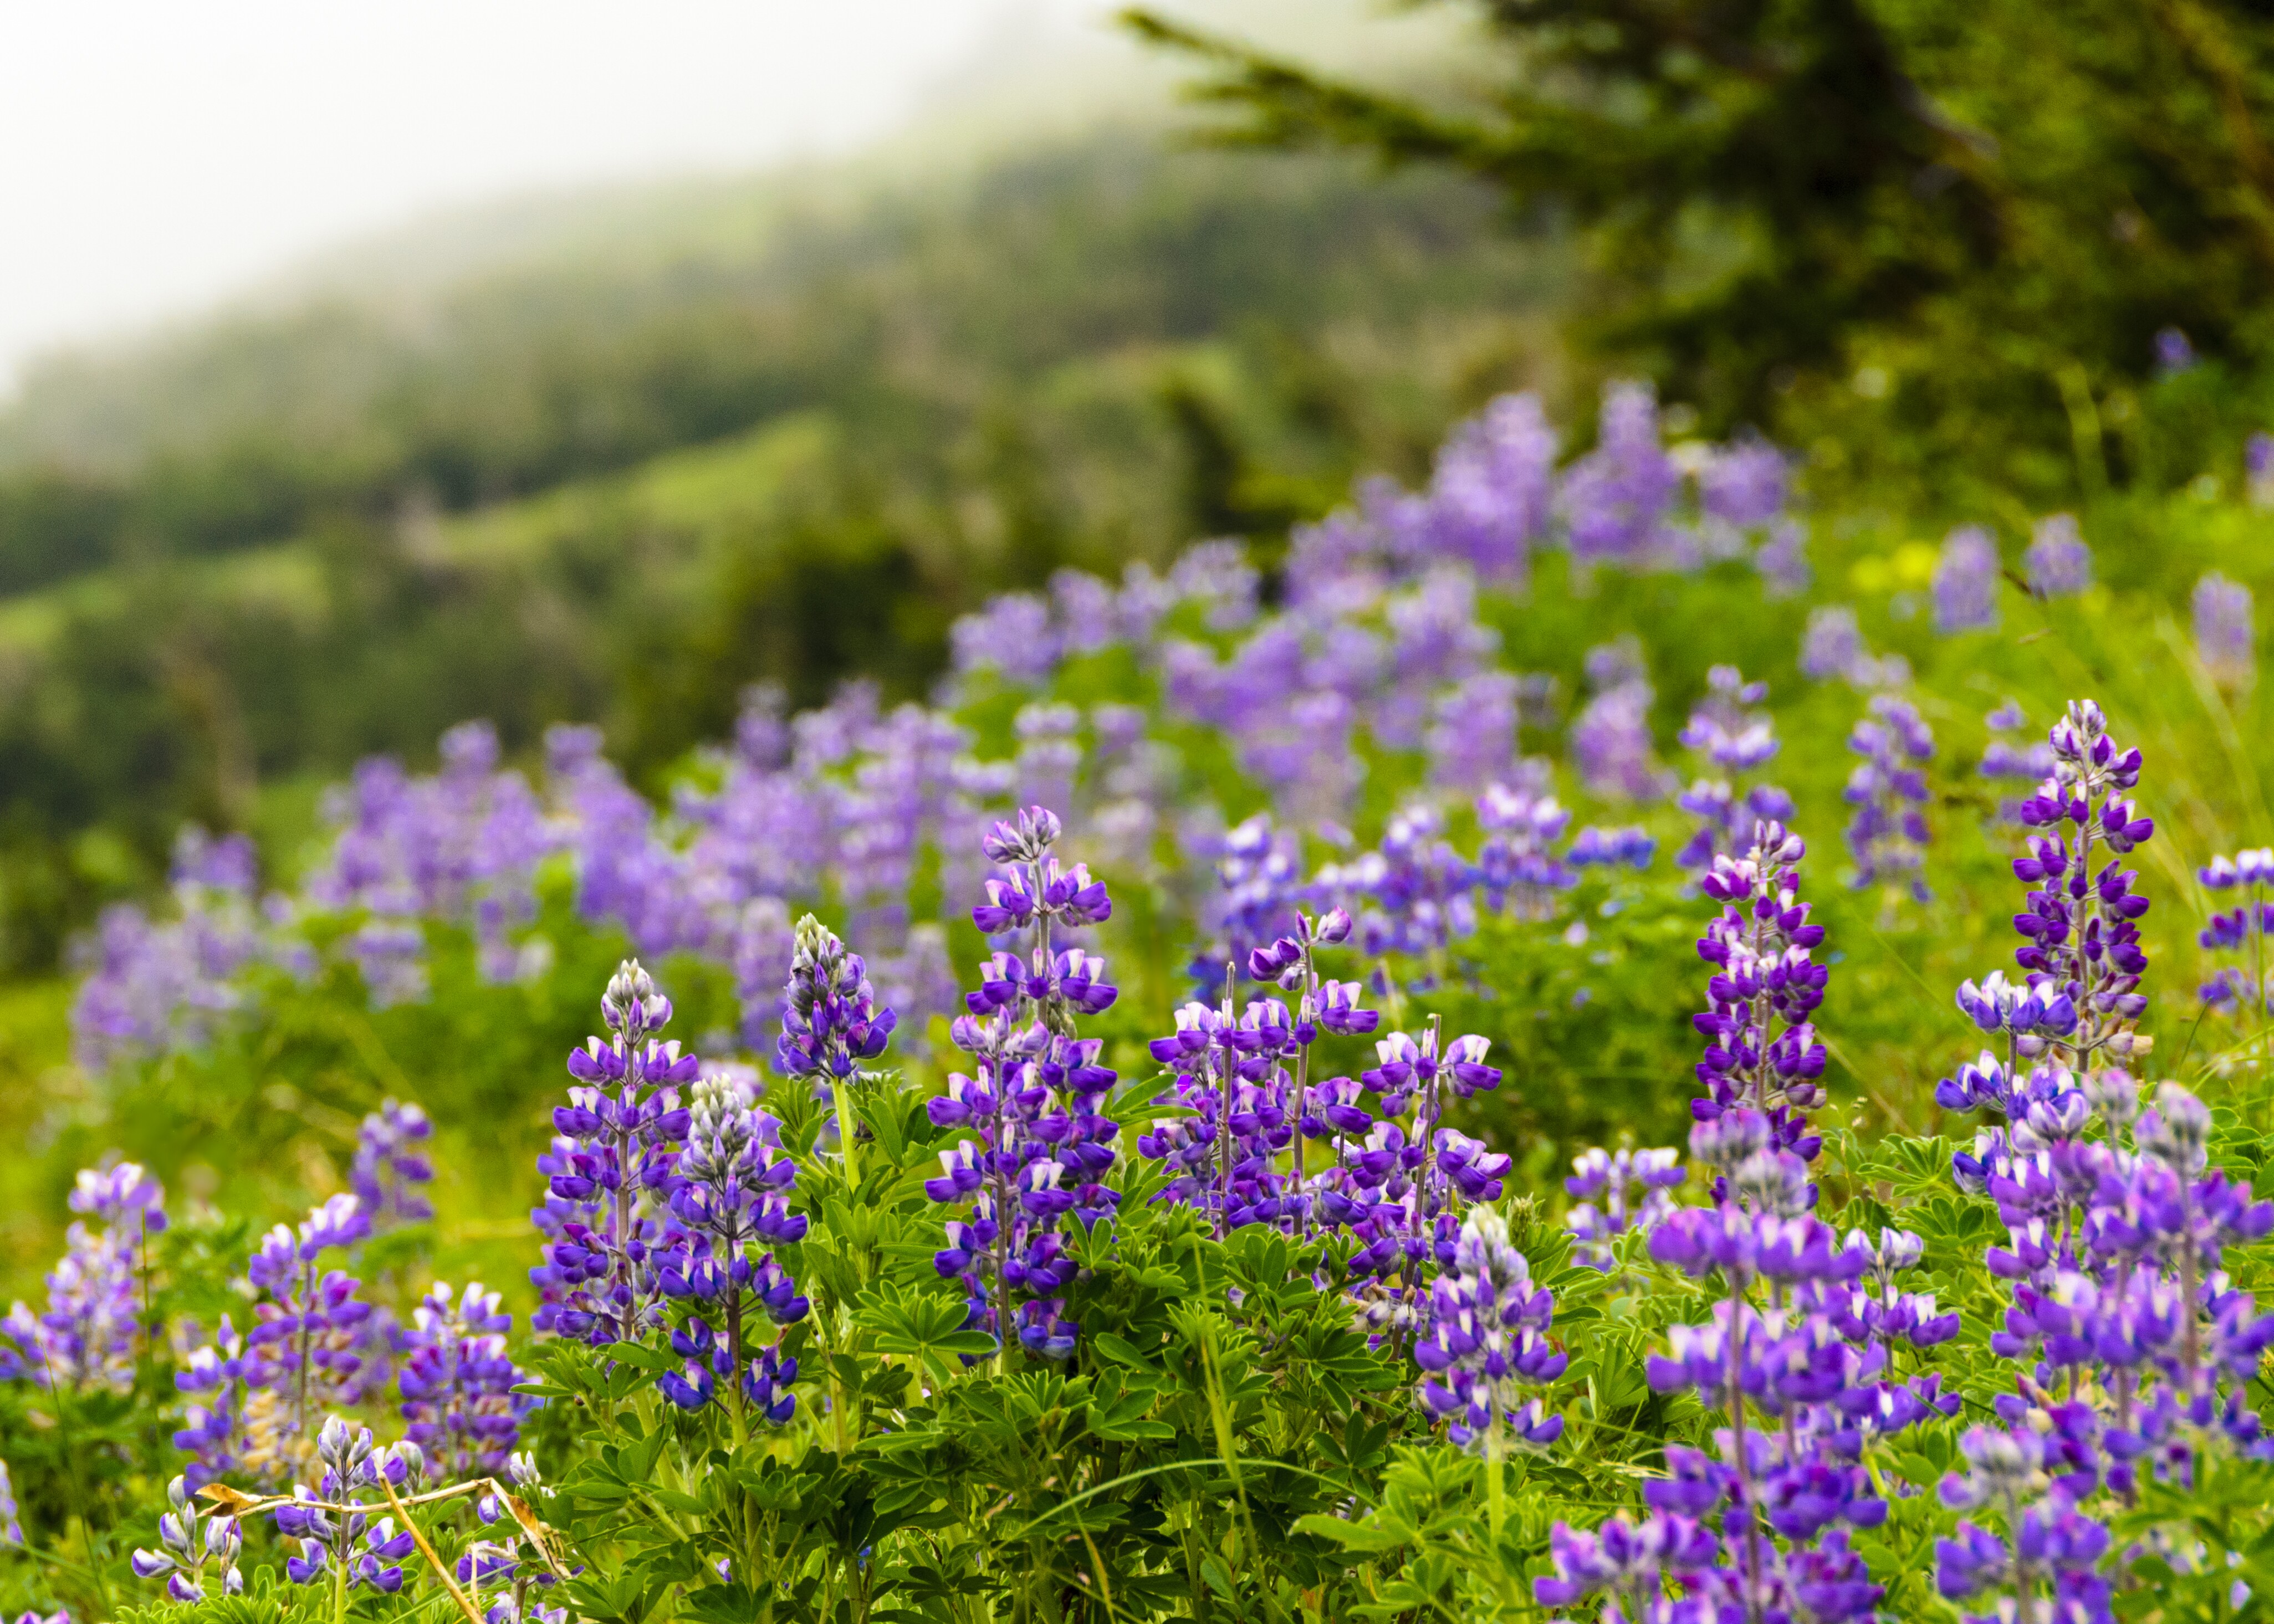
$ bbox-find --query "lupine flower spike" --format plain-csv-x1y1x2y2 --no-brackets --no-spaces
930,806,1120,1362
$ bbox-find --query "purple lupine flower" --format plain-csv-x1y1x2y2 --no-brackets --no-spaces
2009,700,2154,1069
130,1476,243,1604
1565,1146,1686,1269
930,808,1120,1359
1698,437,1788,531
1675,666,1793,869
351,1100,434,1228
1934,1426,2113,1622
2157,326,2197,374
1240,906,1380,1238
1,1162,167,1394
348,919,428,1009
0,1459,19,1547
1689,822,1831,1156
1565,825,1657,870
1560,382,1682,572
2199,846,2274,1016
1322,804,1478,971
1190,813,1310,999
1413,1207,1564,1452
1754,518,1811,598
1798,604,1908,690
1800,606,1863,682
1425,391,1555,584
1426,671,1528,792
1570,639,1665,801
2249,432,2274,508
1533,1511,1723,1618
654,1073,807,1420
395,1283,530,1478
949,592,1060,685
171,1195,390,1488
776,916,897,1085
1600,831,1945,1624
1933,525,2002,633
1473,781,1574,920
68,827,288,1072
533,960,699,1348
1943,706,2274,1541
1011,703,1083,824
272,1417,420,1594
1842,695,1935,900
2194,571,2256,690
2022,513,2092,598
1979,700,2054,824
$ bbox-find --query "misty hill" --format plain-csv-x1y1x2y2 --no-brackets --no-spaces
0,110,1565,973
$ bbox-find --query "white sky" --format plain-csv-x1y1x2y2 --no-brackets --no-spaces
0,0,1094,385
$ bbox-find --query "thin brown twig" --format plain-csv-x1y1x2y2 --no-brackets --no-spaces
376,1472,486,1624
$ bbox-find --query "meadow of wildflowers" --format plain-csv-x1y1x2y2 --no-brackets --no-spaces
0,380,2270,1622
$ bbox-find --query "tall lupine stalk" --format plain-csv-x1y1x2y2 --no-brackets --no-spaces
1,1162,166,1394
169,1196,384,1488
655,1074,809,1425
535,961,697,1346
1563,1145,1686,1270
775,914,897,1186
352,1100,435,1229
1248,906,1380,1237
2199,846,2274,1019
1843,694,1935,899
1674,665,1792,870
1539,820,1952,1624
2011,701,2154,1071
394,1283,529,1479
928,806,1120,1364
1935,700,2274,1622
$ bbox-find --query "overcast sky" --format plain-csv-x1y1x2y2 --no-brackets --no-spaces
0,0,1101,386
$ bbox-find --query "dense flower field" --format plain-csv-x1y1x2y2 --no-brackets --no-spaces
1,383,2270,1622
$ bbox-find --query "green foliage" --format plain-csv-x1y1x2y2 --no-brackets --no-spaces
1126,0,2274,500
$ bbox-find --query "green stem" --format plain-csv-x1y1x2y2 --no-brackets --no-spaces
834,1073,861,1191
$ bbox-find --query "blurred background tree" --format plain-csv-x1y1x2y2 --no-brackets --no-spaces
1125,0,2274,498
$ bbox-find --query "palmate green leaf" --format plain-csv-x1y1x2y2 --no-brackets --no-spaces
1086,1385,1174,1441
852,1278,995,1376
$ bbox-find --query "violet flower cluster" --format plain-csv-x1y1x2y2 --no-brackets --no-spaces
655,1072,809,1422
531,960,698,1345
1674,665,1792,870
310,721,557,1001
2022,514,2093,599
1934,525,2002,633
1933,700,2274,1620
68,386,1807,1084
271,1417,422,1594
69,829,296,1071
1563,1146,1685,1270
1572,639,1667,802
131,1475,243,1603
198,1195,389,1488
353,1098,436,1228
1979,699,2053,823
1,1162,166,1395
1798,604,1909,691
1413,1207,1565,1454
1542,820,1955,1624
928,806,1121,1360
1142,904,1387,1243
1843,694,1936,899
395,1282,529,1478
2193,571,2257,691
2199,846,2274,1017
